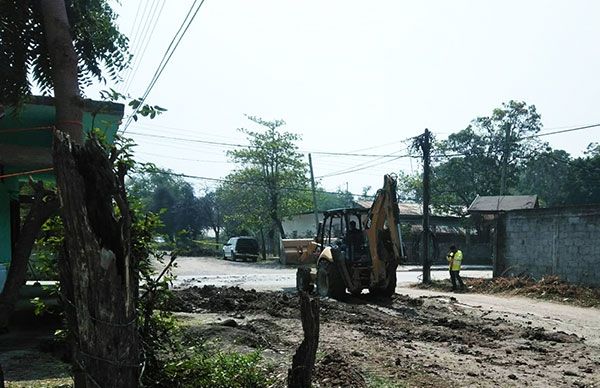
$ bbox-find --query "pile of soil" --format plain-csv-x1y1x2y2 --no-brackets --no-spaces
313,350,367,388
168,285,300,318
417,275,600,307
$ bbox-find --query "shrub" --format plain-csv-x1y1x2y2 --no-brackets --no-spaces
160,348,271,388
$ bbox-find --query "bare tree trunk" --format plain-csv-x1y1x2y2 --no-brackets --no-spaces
287,291,319,388
54,133,140,388
39,0,84,144
0,182,58,330
41,2,139,386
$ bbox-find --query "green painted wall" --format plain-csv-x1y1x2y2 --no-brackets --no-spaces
0,97,124,270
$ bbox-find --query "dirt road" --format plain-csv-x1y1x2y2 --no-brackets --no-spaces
169,256,600,387
171,256,492,291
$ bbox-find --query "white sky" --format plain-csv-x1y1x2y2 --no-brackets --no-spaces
87,0,600,195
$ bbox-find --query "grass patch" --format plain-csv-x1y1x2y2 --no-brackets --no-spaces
365,373,406,388
415,276,600,308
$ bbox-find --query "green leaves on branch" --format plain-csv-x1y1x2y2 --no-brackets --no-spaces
221,115,311,238
0,0,130,105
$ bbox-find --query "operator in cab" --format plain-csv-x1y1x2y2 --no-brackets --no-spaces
347,220,364,260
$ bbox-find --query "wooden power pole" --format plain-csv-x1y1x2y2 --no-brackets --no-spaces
419,129,432,283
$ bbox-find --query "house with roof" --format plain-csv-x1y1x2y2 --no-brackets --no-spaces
0,96,124,291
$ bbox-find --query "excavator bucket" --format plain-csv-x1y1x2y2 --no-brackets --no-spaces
280,238,320,265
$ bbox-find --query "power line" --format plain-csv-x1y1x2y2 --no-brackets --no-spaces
127,131,248,148
310,150,409,158
127,131,415,158
121,0,153,84
143,169,376,199
521,123,600,140
137,151,232,163
316,154,409,178
121,0,207,134
124,0,166,94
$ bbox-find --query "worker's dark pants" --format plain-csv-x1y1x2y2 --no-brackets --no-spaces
450,270,465,290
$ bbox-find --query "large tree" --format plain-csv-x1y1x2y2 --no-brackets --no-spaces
517,149,571,206
1,1,139,387
227,116,310,240
419,101,545,211
128,168,204,240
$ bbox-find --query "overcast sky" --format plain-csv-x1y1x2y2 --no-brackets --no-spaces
89,0,600,195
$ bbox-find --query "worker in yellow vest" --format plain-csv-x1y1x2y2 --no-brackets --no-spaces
446,245,466,291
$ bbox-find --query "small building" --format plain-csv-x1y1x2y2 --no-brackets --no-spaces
0,96,124,291
467,195,539,275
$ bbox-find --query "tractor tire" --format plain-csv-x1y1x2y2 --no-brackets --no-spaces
316,260,344,299
296,267,312,292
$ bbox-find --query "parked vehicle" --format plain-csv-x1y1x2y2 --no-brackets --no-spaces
223,236,260,262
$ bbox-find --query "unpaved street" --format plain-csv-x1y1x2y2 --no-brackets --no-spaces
171,256,492,291
168,256,600,387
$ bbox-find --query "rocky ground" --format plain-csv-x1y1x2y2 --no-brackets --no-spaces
170,285,600,387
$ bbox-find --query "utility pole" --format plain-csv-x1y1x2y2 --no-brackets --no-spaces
499,123,511,195
308,154,319,232
418,129,432,283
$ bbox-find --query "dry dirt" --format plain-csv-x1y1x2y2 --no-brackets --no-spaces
170,285,600,388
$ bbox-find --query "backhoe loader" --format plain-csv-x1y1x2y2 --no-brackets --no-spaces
296,174,405,298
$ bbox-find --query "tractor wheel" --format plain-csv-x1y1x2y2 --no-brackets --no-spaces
316,260,344,299
296,267,312,292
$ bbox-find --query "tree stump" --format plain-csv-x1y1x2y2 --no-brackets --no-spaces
287,291,319,388
53,132,139,388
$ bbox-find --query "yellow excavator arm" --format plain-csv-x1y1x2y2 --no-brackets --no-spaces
364,174,404,283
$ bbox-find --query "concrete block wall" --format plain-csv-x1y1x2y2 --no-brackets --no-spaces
497,205,600,286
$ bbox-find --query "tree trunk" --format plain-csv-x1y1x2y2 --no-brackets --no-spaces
53,133,140,388
260,228,267,260
39,0,84,144
0,362,4,388
287,291,319,388
0,183,58,330
41,1,140,386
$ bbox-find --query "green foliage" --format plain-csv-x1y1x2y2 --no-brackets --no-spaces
30,216,64,280
30,296,47,315
517,149,571,206
161,348,271,388
314,186,354,211
128,167,204,240
99,88,167,122
401,101,547,213
223,115,310,238
0,0,130,105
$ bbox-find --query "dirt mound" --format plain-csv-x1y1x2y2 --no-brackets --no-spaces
418,276,600,308
522,327,581,343
313,350,367,388
169,285,299,318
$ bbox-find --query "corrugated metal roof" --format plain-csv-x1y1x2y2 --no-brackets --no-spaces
468,195,538,212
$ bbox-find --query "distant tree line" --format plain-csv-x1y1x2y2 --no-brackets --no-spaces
399,100,600,212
